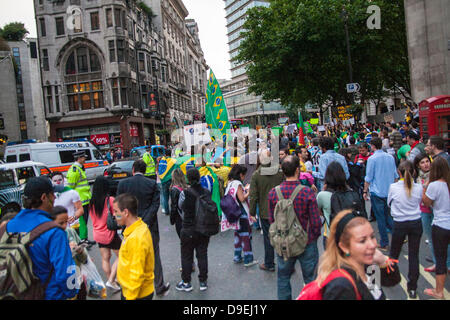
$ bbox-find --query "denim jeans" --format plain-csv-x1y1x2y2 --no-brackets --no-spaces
421,212,450,267
253,204,261,229
260,218,274,269
277,240,319,300
370,193,393,248
160,180,171,213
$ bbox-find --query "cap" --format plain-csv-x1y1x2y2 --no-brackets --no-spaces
73,151,87,158
23,176,56,199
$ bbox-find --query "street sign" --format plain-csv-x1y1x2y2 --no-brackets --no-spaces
346,83,361,93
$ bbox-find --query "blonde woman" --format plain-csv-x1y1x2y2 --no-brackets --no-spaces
316,210,398,300
387,161,423,299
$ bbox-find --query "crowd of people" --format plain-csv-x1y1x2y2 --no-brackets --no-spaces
0,118,449,301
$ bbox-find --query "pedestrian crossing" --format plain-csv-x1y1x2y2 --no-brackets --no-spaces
390,254,449,300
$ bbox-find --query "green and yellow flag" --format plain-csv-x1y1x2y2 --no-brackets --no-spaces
205,70,230,142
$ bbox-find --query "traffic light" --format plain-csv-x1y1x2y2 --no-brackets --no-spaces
0,134,7,145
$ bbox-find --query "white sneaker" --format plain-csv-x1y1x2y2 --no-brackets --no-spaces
106,281,121,292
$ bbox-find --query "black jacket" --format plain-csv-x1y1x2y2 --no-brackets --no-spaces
170,186,182,225
180,184,211,237
116,174,160,235
322,267,389,300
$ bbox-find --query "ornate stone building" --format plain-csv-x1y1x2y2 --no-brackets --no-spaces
34,0,207,151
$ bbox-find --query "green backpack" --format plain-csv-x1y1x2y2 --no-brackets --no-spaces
269,185,309,261
0,221,60,300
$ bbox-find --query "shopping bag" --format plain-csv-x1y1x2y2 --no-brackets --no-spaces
80,255,107,299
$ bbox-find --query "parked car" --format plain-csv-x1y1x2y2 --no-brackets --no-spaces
103,158,135,195
0,161,52,215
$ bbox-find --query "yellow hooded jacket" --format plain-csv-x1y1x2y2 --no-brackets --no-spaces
117,218,155,300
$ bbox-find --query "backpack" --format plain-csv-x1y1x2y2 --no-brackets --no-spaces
269,185,309,261
347,162,364,194
296,269,361,300
192,189,220,237
220,184,243,223
0,221,62,300
330,190,366,224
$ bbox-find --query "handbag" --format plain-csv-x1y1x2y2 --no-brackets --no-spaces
106,197,120,231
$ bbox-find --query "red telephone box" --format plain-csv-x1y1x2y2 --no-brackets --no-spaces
419,95,450,152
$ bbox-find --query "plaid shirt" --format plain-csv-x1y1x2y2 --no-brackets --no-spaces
268,181,322,244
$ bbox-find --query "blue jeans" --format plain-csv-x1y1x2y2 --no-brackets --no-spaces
260,218,274,269
421,212,450,267
160,180,171,214
370,193,393,248
253,205,261,229
277,240,319,300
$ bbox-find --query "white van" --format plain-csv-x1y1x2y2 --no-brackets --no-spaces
3,141,109,182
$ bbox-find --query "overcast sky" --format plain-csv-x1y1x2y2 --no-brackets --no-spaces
0,0,231,79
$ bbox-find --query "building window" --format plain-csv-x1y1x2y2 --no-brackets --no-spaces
46,86,53,114
90,12,100,31
55,17,65,36
29,42,37,59
112,79,119,106
39,18,46,37
65,46,104,111
55,86,60,113
138,52,145,72
108,40,115,62
106,8,113,27
117,40,125,62
114,9,121,27
42,49,49,71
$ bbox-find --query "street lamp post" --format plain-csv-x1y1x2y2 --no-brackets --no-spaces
341,7,354,105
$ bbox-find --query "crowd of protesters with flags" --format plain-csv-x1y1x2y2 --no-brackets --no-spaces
1,69,449,301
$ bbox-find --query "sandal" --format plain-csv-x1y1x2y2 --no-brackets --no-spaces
424,288,444,300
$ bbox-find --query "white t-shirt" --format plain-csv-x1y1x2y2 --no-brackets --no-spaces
225,180,250,216
426,181,450,230
387,181,422,222
54,189,81,227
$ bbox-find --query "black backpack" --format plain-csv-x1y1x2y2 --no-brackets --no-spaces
330,190,366,224
347,162,365,194
192,189,220,237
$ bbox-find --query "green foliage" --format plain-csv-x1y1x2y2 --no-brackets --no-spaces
137,1,156,19
0,22,29,41
236,0,410,114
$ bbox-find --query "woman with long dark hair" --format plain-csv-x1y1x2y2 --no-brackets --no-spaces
226,164,258,267
423,157,450,299
413,153,437,272
387,161,423,299
88,176,121,291
170,168,188,238
317,161,349,249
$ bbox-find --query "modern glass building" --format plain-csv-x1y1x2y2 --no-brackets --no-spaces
222,0,286,127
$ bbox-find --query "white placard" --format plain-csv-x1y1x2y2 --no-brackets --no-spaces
183,123,212,148
318,125,326,132
286,124,297,134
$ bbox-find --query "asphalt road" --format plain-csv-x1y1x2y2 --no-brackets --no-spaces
85,200,450,301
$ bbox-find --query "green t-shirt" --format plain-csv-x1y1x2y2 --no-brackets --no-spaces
317,191,333,236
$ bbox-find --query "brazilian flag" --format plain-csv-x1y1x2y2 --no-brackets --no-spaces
199,166,222,217
158,157,177,183
205,69,230,142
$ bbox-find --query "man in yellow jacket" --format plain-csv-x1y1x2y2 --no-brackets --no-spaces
142,146,157,180
113,193,155,300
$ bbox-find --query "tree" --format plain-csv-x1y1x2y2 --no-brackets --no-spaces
236,0,411,117
0,22,29,41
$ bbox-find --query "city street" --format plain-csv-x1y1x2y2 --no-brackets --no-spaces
86,201,450,301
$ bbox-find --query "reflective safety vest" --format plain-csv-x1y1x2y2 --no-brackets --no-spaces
142,151,156,176
66,163,92,205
